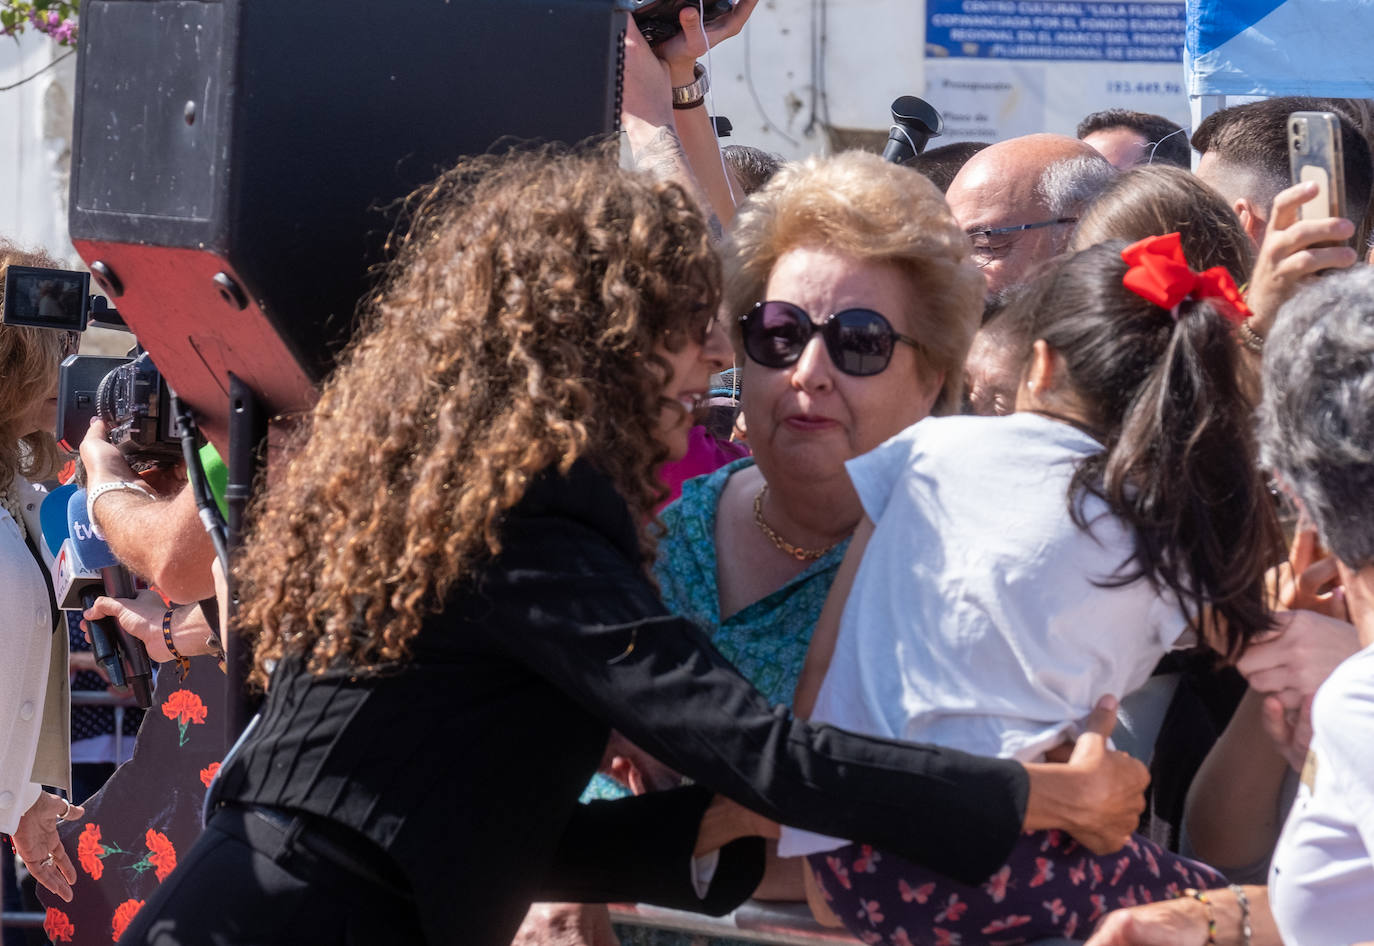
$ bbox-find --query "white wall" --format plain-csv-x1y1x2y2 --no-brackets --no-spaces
0,32,79,264
701,0,924,161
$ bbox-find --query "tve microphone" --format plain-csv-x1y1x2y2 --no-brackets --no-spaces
52,535,125,684
67,488,153,707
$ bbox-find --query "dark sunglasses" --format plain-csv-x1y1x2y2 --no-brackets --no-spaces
740,301,920,377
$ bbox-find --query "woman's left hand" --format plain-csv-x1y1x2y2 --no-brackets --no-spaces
13,792,85,902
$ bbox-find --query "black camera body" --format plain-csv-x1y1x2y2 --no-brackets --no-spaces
57,352,181,463
629,0,733,44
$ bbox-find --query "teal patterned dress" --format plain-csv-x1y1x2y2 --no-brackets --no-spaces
607,457,850,946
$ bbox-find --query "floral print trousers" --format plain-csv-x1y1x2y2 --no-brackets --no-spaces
808,829,1225,945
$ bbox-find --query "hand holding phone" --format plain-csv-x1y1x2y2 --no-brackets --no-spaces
1242,113,1361,338
1288,111,1348,235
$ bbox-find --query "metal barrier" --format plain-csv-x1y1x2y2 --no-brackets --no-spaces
611,902,859,944
4,906,853,942
1,912,43,930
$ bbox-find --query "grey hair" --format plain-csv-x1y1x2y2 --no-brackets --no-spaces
1258,265,1374,568
1036,154,1116,218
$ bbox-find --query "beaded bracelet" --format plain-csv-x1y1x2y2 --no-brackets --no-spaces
1237,316,1266,353
162,608,191,681
1181,888,1217,946
1229,884,1252,946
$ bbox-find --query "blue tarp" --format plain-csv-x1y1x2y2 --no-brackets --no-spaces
1186,0,1374,96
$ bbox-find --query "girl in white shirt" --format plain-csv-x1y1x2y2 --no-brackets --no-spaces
780,235,1282,945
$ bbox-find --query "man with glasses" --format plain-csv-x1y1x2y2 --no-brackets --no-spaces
945,133,1115,292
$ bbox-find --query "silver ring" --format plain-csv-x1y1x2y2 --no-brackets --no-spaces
56,798,73,823
39,853,56,868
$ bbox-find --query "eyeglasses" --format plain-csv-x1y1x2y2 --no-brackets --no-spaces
741,301,920,377
965,217,1078,267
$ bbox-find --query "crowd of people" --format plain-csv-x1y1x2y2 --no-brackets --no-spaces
3,2,1374,945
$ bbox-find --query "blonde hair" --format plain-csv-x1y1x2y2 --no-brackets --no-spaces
0,240,65,491
238,147,720,683
723,151,985,413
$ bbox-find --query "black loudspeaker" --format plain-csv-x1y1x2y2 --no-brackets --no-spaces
70,0,625,448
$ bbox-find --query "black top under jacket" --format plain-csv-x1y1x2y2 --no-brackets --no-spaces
212,460,1030,945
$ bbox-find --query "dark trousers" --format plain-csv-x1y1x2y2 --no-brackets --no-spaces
123,807,422,946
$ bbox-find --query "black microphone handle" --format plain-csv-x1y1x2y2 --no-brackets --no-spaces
100,564,137,600
99,564,155,709
79,587,128,687
883,130,915,165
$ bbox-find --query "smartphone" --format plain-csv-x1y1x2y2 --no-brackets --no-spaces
1288,111,1348,237
628,0,733,45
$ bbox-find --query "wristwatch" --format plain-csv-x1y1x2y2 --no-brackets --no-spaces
672,64,709,110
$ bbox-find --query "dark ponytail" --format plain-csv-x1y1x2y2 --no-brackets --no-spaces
1008,241,1282,657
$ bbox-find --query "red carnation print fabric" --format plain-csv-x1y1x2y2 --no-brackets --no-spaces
77,823,108,880
127,829,178,882
43,907,75,943
161,688,209,745
199,762,221,788
36,662,231,946
111,899,144,942
808,829,1226,945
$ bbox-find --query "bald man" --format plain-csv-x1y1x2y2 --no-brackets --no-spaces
945,134,1115,292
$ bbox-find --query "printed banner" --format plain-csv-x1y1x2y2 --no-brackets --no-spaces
927,0,1185,62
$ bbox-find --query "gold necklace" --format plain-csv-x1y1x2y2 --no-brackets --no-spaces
752,485,844,562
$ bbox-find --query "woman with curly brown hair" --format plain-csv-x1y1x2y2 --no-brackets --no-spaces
118,145,1149,946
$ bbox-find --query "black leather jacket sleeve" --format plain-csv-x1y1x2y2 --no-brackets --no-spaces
540,785,766,913
478,511,1029,886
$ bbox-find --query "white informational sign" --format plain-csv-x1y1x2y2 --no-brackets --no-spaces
923,57,1190,144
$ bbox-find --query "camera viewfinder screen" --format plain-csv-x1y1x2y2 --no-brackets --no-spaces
3,266,90,330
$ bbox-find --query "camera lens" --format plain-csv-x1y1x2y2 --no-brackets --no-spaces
94,366,125,425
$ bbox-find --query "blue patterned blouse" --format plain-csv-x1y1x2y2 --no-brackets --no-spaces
654,457,849,707
604,457,851,945
583,457,847,802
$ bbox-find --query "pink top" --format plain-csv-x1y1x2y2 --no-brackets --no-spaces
658,426,750,511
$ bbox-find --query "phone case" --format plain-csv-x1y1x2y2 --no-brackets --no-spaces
1288,111,1347,224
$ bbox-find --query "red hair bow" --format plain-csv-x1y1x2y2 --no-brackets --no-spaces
1120,232,1250,325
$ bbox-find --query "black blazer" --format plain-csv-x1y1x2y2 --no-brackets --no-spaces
213,461,1029,945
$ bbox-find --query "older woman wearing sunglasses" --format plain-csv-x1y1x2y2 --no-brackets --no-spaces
609,151,996,905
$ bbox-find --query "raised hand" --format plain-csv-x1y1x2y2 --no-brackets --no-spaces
1246,181,1359,336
